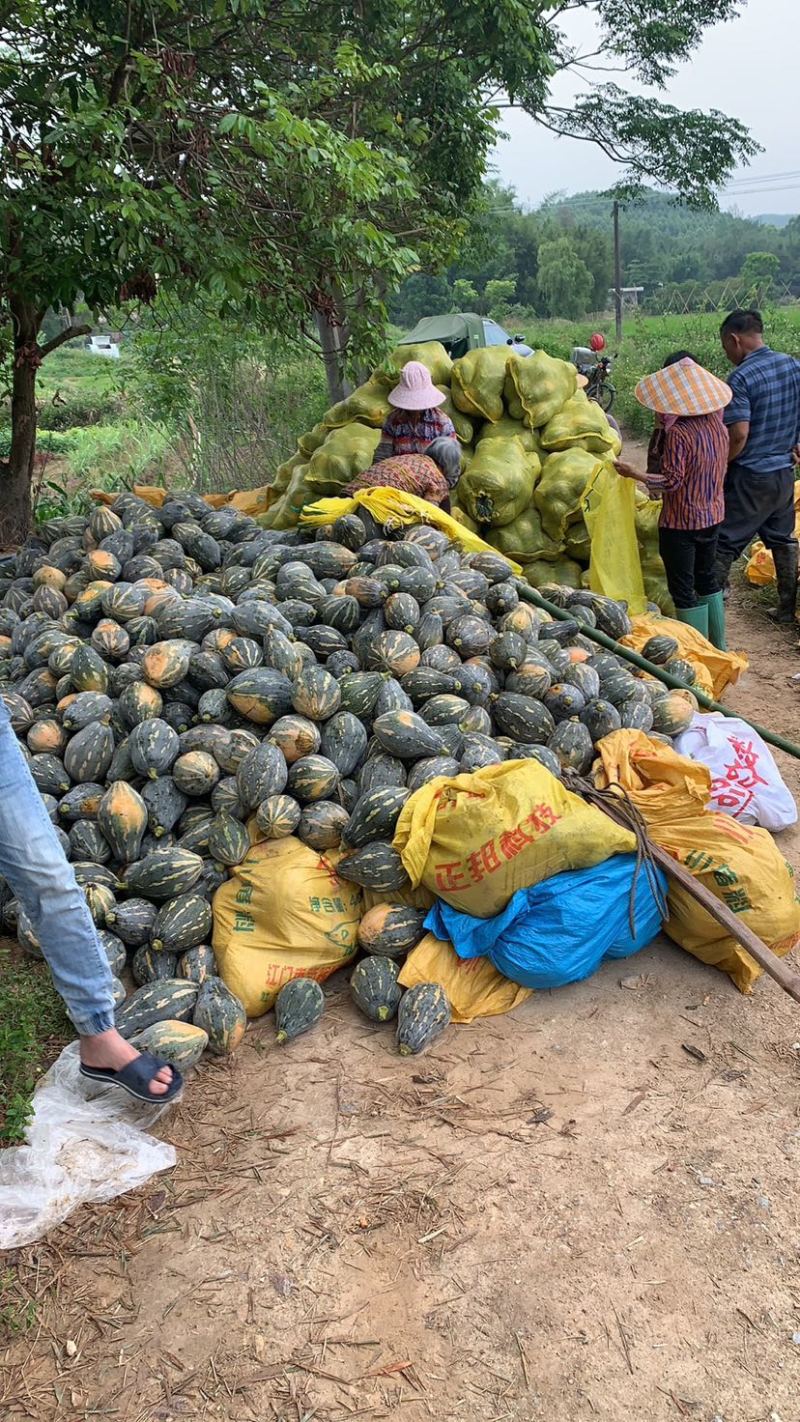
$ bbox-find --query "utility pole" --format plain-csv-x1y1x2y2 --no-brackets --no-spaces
612,200,623,344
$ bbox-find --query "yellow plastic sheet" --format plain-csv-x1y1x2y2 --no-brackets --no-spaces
594,731,800,993
299,487,523,573
398,933,532,1022
583,463,647,615
393,759,635,918
621,612,748,699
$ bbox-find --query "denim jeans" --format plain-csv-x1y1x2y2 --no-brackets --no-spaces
0,706,115,1035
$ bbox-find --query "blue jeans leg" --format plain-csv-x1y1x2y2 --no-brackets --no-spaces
0,715,116,1035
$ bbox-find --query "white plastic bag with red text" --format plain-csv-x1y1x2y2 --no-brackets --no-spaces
674,713,797,832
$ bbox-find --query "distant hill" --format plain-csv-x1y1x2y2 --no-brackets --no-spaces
755,213,795,229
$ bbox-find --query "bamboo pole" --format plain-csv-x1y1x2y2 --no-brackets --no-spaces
569,779,800,1004
515,580,800,763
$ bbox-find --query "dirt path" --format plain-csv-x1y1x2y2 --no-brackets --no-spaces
4,595,800,1422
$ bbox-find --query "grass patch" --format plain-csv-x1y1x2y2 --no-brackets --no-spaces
0,945,72,1146
522,307,800,436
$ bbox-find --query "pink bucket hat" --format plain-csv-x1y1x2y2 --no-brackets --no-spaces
387,360,446,410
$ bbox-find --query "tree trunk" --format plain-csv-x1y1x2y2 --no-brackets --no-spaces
1,299,41,547
314,301,351,405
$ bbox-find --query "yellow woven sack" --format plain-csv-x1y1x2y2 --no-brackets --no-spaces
564,518,591,562
297,422,330,458
451,346,511,422
457,437,540,528
271,449,306,494
323,377,391,430
435,386,474,444
541,389,618,455
487,504,563,564
257,463,314,528
393,760,635,918
478,417,539,452
523,556,583,589
379,342,453,386
299,488,523,572
504,351,577,429
306,423,381,493
534,447,602,542
212,837,362,1016
398,933,532,1023
583,462,647,615
621,613,747,699
594,732,800,993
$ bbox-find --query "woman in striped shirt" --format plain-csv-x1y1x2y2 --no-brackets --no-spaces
374,360,458,461
615,353,731,648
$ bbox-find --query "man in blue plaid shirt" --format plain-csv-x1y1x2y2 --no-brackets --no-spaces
716,310,800,623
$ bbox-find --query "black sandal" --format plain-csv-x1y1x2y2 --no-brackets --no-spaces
80,1051,183,1104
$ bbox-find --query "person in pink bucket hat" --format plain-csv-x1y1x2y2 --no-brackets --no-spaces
375,360,459,462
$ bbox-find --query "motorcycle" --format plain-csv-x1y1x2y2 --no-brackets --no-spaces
571,339,617,414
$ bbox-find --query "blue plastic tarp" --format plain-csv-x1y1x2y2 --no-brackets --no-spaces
425,852,667,991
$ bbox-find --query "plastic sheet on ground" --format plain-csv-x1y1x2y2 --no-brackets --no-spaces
0,1041,176,1248
426,852,667,990
621,612,748,699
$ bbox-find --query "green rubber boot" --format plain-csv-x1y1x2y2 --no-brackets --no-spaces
675,603,709,637
698,591,726,650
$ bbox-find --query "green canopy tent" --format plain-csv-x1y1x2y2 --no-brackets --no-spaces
398,312,485,361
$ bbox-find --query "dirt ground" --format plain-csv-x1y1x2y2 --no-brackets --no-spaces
4,590,800,1422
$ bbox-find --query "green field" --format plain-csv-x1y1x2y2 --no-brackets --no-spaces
4,306,800,514
523,307,800,436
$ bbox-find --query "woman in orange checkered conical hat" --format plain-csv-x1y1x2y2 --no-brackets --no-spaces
634,354,733,417
614,353,732,649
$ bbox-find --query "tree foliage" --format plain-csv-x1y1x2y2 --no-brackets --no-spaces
536,240,594,321
391,187,800,328
1,0,758,536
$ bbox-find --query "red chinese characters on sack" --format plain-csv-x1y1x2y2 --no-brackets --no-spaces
433,804,561,893
711,735,769,818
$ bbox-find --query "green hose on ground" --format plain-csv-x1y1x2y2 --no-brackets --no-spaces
515,581,800,764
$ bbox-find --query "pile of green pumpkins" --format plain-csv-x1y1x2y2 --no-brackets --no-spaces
0,487,696,1063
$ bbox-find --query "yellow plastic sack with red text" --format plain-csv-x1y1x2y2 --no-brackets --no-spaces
393,760,635,919
594,731,800,992
212,837,362,1016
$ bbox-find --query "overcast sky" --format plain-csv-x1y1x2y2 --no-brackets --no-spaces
494,0,796,219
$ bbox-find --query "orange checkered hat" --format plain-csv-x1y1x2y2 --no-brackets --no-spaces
634,357,732,417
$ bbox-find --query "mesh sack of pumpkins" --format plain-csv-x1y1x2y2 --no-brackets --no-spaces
0,491,702,1062
261,341,674,615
